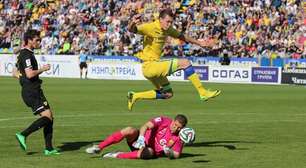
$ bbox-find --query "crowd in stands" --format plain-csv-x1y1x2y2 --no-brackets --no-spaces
0,0,305,59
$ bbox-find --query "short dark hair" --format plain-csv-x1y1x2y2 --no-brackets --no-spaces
140,147,155,160
24,29,40,44
159,8,175,19
175,114,188,127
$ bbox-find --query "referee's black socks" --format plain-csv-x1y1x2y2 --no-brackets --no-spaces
21,116,52,137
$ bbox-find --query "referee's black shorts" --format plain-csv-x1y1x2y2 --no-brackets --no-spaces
79,62,87,69
21,88,50,115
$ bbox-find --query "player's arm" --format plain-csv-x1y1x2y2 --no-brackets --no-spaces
12,67,21,79
12,63,21,79
163,146,180,159
133,120,156,149
139,121,154,137
167,26,217,48
179,34,217,48
127,14,142,34
25,64,50,79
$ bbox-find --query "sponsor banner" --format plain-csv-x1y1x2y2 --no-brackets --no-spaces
251,67,280,84
184,66,208,81
168,70,185,81
87,62,145,80
88,61,185,81
281,68,306,85
37,55,79,78
90,56,140,63
283,58,306,68
0,55,79,78
208,66,251,83
190,56,258,67
0,55,17,76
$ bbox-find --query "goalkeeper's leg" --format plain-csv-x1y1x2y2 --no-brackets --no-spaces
87,127,139,154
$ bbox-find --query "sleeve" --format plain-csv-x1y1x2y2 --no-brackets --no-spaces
136,22,154,36
150,116,164,128
20,53,33,70
171,138,184,154
166,26,181,38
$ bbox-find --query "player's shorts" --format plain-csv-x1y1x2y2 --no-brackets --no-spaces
127,129,153,151
142,59,178,90
79,62,87,69
21,88,50,115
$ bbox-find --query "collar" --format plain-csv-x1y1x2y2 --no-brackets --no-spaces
22,47,34,53
154,19,162,30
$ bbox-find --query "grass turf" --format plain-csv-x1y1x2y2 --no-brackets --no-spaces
0,77,305,168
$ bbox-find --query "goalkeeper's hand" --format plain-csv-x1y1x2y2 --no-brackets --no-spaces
132,135,145,149
163,145,171,155
163,145,175,159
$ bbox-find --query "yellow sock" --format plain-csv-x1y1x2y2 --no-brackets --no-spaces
134,90,156,100
187,73,207,96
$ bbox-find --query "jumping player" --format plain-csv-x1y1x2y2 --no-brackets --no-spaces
126,8,221,110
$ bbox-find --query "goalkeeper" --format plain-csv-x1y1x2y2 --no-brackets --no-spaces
86,114,188,159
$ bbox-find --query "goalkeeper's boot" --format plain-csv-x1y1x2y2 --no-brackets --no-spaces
102,152,122,158
44,149,60,156
127,91,137,111
15,133,27,151
86,145,101,154
200,90,221,101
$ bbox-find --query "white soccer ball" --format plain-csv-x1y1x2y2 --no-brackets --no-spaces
179,127,195,144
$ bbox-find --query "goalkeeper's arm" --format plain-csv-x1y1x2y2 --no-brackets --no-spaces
139,121,154,137
163,146,180,159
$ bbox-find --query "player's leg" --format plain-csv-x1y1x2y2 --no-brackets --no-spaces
79,63,83,79
38,90,60,155
86,127,139,154
16,89,59,155
127,61,173,110
176,58,221,101
84,68,88,79
127,77,173,110
16,89,52,151
40,109,60,155
103,147,155,159
84,63,88,79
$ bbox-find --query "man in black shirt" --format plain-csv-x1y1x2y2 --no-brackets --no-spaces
15,29,60,156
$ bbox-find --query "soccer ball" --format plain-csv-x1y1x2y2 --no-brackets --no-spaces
179,127,195,144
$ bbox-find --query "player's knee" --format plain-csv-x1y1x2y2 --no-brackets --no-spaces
178,59,191,69
121,127,138,136
140,147,155,160
40,110,53,121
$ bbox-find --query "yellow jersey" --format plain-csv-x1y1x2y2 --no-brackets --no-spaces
135,20,181,62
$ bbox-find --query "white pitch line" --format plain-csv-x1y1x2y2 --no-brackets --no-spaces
0,119,305,129
0,112,305,123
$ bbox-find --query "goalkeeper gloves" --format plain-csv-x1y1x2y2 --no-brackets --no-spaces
163,145,175,159
132,135,145,149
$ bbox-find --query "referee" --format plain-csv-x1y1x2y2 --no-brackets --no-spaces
15,29,60,155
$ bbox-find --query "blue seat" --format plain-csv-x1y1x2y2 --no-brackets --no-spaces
260,57,270,66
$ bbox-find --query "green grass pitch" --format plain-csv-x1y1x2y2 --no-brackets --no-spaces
0,76,305,168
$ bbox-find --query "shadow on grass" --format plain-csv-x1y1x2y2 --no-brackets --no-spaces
57,140,102,152
180,153,210,163
187,140,259,150
180,153,206,158
26,152,38,155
